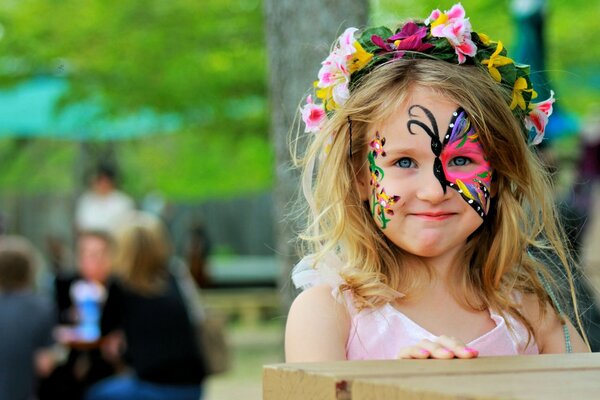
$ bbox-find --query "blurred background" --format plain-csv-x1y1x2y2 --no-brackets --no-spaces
0,0,598,399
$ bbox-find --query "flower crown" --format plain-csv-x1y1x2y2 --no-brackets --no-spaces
301,3,554,146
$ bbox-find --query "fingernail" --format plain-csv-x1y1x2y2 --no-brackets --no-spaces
439,348,453,355
419,349,430,355
464,347,479,355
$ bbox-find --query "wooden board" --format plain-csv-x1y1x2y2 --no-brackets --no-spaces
263,353,600,399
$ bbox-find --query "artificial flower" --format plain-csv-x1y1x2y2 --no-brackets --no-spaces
427,3,477,64
301,95,327,133
510,77,536,110
316,52,350,110
390,22,434,56
316,27,367,110
524,91,555,145
338,27,359,55
349,41,373,73
478,32,493,45
482,41,513,82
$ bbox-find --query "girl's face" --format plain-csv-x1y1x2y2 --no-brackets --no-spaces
360,85,492,258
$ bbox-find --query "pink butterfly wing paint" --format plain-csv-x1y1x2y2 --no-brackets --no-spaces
440,109,492,218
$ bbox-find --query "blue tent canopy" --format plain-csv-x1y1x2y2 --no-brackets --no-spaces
0,77,181,140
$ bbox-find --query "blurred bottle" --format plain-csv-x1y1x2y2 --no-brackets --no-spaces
70,280,106,342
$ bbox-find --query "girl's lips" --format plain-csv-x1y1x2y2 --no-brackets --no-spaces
410,212,456,220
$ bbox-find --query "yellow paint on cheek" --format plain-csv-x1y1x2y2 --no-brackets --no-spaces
455,179,475,200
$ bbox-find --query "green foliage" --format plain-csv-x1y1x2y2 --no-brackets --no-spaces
0,138,77,195
0,0,271,199
119,125,273,201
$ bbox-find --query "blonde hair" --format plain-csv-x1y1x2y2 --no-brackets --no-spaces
114,211,170,295
295,58,585,343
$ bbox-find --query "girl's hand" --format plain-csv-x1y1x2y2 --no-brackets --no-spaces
397,336,479,359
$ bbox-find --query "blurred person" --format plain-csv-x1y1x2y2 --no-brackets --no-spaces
578,112,600,321
75,163,135,235
85,211,206,400
186,223,212,288
39,230,118,400
0,236,57,400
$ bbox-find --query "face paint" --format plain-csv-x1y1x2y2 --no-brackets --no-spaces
441,108,492,218
368,131,401,229
406,105,448,191
372,186,400,229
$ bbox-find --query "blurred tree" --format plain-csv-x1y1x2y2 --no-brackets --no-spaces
0,0,271,200
264,0,369,308
0,0,265,121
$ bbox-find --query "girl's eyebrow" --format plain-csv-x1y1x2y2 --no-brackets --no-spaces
383,145,431,155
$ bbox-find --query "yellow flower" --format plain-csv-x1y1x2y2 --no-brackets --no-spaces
349,41,373,73
482,41,513,82
478,32,493,45
316,86,336,111
510,77,537,110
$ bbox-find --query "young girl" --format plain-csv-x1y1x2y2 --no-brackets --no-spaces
285,3,589,361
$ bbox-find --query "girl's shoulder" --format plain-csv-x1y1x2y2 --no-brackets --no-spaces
517,292,588,353
291,252,360,312
289,284,349,317
285,283,352,361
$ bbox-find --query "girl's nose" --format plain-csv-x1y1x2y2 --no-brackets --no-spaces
416,168,449,204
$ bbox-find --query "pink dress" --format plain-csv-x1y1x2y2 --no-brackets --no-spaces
292,254,539,359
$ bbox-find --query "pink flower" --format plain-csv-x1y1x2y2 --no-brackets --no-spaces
391,23,433,52
317,52,350,107
338,27,359,55
524,91,555,145
315,28,363,109
427,3,477,64
372,22,434,58
301,95,327,133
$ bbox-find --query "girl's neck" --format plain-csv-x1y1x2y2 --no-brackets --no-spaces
408,246,466,284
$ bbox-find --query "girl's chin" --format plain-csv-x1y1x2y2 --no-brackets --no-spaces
389,237,456,258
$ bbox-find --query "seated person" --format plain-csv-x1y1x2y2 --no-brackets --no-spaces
0,236,57,400
39,230,118,400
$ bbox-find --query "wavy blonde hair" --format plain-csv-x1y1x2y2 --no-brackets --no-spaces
114,211,170,295
294,58,586,344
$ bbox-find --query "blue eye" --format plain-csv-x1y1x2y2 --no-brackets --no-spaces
395,157,415,168
449,156,471,167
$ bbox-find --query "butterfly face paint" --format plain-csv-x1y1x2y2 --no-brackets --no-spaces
368,132,400,229
406,105,492,219
441,109,492,218
407,105,447,191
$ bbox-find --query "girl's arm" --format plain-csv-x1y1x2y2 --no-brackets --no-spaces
522,295,589,353
285,284,351,362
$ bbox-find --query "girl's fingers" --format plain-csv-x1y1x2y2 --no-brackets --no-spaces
397,345,430,359
417,339,456,359
436,335,479,359
397,337,479,360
